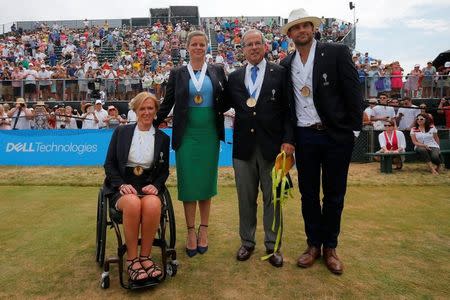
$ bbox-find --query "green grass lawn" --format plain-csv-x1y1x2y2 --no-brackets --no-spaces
0,184,449,299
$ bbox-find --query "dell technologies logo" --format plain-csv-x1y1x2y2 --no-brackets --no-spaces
6,143,35,152
5,142,98,154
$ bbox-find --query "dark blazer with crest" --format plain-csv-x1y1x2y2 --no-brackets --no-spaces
154,64,227,150
225,60,294,162
280,42,363,144
103,123,170,196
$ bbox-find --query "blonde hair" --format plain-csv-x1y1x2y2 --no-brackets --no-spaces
129,92,160,112
186,30,208,47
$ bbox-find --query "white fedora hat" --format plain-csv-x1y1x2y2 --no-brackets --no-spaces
281,8,322,35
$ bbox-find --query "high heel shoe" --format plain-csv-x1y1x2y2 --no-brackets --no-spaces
197,224,209,254
185,226,198,257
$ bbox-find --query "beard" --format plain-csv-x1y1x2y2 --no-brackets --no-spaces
293,35,313,47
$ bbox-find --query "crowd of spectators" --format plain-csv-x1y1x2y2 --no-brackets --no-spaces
1,17,450,131
0,16,356,103
354,54,450,99
0,97,136,130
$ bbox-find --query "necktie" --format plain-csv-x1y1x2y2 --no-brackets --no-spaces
251,66,259,84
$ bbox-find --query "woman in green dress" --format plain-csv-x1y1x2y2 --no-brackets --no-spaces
155,31,227,257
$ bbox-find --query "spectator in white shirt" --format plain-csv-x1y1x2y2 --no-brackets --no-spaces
371,93,395,130
24,65,39,101
363,98,377,128
94,100,108,129
376,119,406,169
37,65,53,100
81,103,99,129
7,98,33,129
410,113,441,174
396,97,420,130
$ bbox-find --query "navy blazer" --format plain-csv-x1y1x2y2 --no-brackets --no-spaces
280,42,363,144
226,61,295,161
154,64,227,150
103,123,170,196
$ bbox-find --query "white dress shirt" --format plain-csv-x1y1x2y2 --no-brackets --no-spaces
127,126,155,168
245,59,266,102
291,39,321,126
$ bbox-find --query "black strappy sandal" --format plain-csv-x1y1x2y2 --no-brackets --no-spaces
140,256,162,280
126,257,148,282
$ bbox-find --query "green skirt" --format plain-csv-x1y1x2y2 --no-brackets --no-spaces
176,107,219,201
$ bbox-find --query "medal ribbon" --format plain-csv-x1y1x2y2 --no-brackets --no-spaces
292,39,316,93
247,64,264,99
187,62,207,93
261,151,294,261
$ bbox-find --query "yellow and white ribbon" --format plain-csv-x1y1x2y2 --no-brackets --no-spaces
261,151,294,260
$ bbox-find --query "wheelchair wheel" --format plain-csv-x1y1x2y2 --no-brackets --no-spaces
95,189,107,267
101,272,110,289
166,261,178,277
162,188,176,249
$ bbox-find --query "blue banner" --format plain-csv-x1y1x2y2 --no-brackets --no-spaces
0,129,234,167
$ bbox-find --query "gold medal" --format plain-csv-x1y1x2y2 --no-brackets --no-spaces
300,86,311,97
246,97,257,108
194,94,203,104
133,166,144,176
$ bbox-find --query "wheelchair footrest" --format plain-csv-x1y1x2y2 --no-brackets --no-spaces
128,278,160,290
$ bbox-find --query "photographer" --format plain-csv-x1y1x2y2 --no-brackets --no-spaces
437,98,450,129
81,102,99,129
63,106,79,129
7,98,33,129
55,105,67,129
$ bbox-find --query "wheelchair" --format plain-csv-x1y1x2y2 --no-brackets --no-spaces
95,186,178,289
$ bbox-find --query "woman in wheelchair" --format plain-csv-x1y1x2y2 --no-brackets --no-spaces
103,92,170,282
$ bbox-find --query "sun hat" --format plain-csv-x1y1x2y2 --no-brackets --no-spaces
16,98,26,104
281,8,322,35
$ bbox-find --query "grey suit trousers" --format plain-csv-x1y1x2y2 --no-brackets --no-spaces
233,146,281,251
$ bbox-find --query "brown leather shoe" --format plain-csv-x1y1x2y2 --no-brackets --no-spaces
236,246,255,261
323,248,343,275
297,246,321,268
267,250,283,268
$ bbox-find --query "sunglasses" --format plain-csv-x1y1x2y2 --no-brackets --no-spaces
416,117,425,121
384,124,393,127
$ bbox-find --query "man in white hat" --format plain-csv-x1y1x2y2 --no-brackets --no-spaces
93,99,108,129
280,8,363,275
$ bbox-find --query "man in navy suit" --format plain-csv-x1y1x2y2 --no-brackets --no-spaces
280,9,363,274
226,29,295,267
